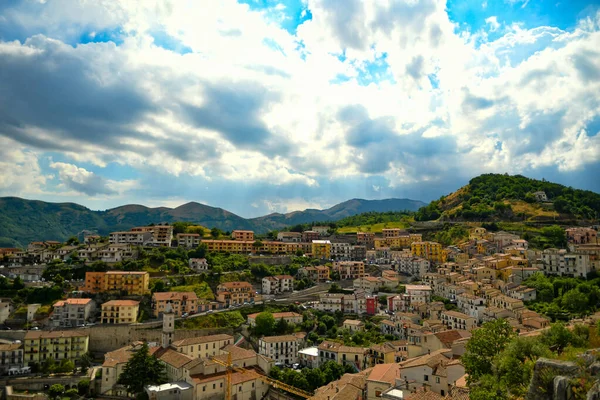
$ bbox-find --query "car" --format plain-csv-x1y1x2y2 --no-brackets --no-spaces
181,313,189,318
292,363,300,370
206,310,213,314
31,327,39,330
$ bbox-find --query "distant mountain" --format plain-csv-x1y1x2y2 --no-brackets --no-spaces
414,173,600,222
250,198,426,231
0,197,425,247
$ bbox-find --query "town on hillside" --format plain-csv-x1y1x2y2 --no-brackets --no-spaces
0,221,599,400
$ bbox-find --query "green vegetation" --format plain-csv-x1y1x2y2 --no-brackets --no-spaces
524,273,600,319
270,361,354,393
415,173,600,222
176,310,245,329
430,224,469,245
285,211,414,235
464,319,598,399
169,281,214,300
117,342,167,396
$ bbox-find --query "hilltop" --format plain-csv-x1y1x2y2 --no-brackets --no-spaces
0,197,424,247
414,173,600,223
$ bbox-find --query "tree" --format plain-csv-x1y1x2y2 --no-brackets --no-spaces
117,342,167,395
253,240,264,252
56,358,75,373
378,295,387,306
211,227,221,239
275,317,290,334
66,236,79,245
469,374,508,400
462,319,515,382
48,384,65,398
65,388,79,398
12,276,24,290
77,379,91,395
42,357,56,374
255,312,276,336
541,322,574,353
561,289,588,314
188,244,207,259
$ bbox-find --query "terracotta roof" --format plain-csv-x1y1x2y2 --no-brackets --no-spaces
343,319,364,326
399,350,451,369
155,347,194,368
0,344,21,351
191,367,263,386
105,271,148,275
432,330,471,347
203,344,257,367
102,300,140,307
260,335,299,343
153,292,199,301
102,343,161,367
310,372,367,400
218,281,253,289
172,334,234,347
54,298,93,306
367,363,400,384
405,388,445,400
441,310,473,319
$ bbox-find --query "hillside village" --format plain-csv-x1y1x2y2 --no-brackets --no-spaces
0,209,599,400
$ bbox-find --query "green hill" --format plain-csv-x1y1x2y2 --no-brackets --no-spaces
415,174,600,222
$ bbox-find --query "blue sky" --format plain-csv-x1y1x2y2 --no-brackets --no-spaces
0,0,599,217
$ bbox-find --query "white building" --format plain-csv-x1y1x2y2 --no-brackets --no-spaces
261,275,294,295
541,248,591,277
189,258,209,271
277,232,302,242
100,244,138,263
258,335,301,365
176,234,201,248
353,276,385,293
52,298,95,328
395,257,430,278
440,310,477,331
456,293,486,322
331,242,352,261
298,346,319,368
145,382,193,400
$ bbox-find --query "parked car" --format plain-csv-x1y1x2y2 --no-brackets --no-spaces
181,313,189,318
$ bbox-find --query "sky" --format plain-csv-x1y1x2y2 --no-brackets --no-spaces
0,0,599,218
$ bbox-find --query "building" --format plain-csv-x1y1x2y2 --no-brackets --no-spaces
99,244,139,263
232,230,254,241
533,191,548,202
152,292,198,317
216,281,256,306
353,276,386,293
176,234,201,248
383,228,405,238
566,228,597,245
312,240,332,259
297,265,330,282
24,331,89,366
343,320,365,332
52,298,95,328
456,293,486,322
0,300,12,324
84,271,150,295
411,241,446,264
333,261,366,280
101,300,140,324
541,248,591,277
331,242,352,260
0,344,23,374
258,335,301,365
277,232,302,242
261,275,294,295
312,226,330,235
131,225,174,247
145,382,193,400
247,312,302,327
317,341,367,370
109,231,152,246
188,258,208,271
357,232,375,247
298,346,319,368
395,257,430,279
302,231,320,242
366,363,401,399
440,310,477,331
171,334,234,359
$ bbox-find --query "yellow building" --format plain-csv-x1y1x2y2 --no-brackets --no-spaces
470,227,487,240
24,331,89,365
101,300,140,324
411,241,446,264
312,240,331,259
84,271,150,295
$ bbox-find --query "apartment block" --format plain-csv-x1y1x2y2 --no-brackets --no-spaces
394,257,430,278
456,293,486,322
440,310,477,331
566,227,597,245
333,261,366,280
302,231,320,242
277,232,302,242
152,292,199,317
99,244,139,263
297,266,330,282
541,248,591,277
131,225,174,247
216,281,256,305
411,241,446,264
0,344,23,374
52,298,95,328
101,300,139,324
259,335,301,365
84,271,150,295
176,233,201,248
261,275,294,295
353,276,385,293
317,341,367,370
312,240,332,259
357,232,375,247
24,331,89,365
331,242,352,261
232,230,254,241
109,231,152,246
171,334,234,359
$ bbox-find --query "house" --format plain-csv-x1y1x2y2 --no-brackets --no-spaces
366,363,401,399
130,225,173,247
316,293,345,313
541,248,591,277
84,271,149,295
216,281,256,306
421,330,472,357
455,293,486,322
232,230,254,241
311,372,367,400
101,300,140,324
440,311,477,331
312,240,332,259
152,292,198,317
277,232,302,242
312,226,330,235
52,298,95,328
317,341,367,370
411,241,446,264
261,275,294,295
366,342,398,367
145,382,193,400
353,276,386,293
343,319,365,332
171,334,234,359
399,350,465,397
188,258,208,271
566,228,598,245
246,312,302,327
298,346,319,368
258,335,302,365
302,231,320,242
99,244,139,263
176,233,201,248
331,242,352,260
24,331,89,366
333,261,366,280
533,191,548,202
395,257,431,279
357,232,375,246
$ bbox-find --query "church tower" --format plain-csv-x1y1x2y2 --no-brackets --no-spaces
162,302,175,349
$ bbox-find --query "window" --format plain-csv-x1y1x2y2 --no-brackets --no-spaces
436,377,440,384
424,375,428,381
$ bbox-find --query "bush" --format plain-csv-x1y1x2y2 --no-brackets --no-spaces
65,388,79,398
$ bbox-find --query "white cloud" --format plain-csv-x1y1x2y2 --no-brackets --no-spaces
485,16,500,32
0,137,48,197
49,162,138,196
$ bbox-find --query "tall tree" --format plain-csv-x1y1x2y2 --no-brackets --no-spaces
117,342,166,396
255,312,275,336
462,319,516,382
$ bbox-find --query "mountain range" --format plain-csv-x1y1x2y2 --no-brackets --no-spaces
0,197,425,248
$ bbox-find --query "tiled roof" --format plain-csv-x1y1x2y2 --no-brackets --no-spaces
260,335,299,343
219,281,253,289
343,319,364,326
367,363,400,384
0,344,21,351
155,347,194,368
25,330,88,340
432,330,471,347
102,300,140,307
405,388,445,400
103,343,161,367
54,298,93,306
310,373,367,400
172,334,233,347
